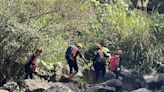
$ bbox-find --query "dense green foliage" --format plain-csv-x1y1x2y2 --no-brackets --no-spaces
0,0,164,80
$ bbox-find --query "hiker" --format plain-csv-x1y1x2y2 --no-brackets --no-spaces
92,43,106,81
65,43,86,81
24,48,43,79
109,49,122,79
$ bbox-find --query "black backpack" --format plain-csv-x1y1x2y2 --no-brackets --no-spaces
92,50,105,64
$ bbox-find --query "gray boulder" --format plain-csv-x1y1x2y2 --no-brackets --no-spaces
82,69,95,84
0,89,9,92
43,83,74,92
2,81,19,92
161,85,164,92
86,86,116,92
19,79,50,92
131,88,151,92
121,72,147,91
148,74,164,90
157,74,164,83
102,79,123,91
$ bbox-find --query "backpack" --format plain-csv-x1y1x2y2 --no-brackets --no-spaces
92,50,105,64
109,55,120,72
65,45,78,60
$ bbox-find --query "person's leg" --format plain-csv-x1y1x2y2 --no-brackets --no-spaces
29,72,33,79
25,73,28,79
101,64,106,78
114,70,120,79
67,58,73,77
24,64,29,79
95,64,100,80
69,61,78,80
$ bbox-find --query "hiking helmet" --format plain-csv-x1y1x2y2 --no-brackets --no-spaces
77,43,83,48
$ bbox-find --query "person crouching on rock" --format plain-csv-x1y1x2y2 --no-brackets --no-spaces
65,43,87,81
24,48,43,79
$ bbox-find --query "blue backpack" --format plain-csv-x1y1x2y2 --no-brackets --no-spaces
65,45,77,59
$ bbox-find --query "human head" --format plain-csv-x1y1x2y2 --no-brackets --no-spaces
95,43,101,49
35,48,43,56
117,49,122,55
76,43,83,48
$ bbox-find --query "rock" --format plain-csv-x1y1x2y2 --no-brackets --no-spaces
43,83,74,92
102,79,123,91
59,75,70,83
148,73,164,90
105,69,115,80
64,83,80,92
161,85,164,91
119,90,129,92
82,69,95,84
19,79,51,92
55,62,64,81
86,86,116,92
2,81,19,92
148,80,162,90
0,89,9,92
121,72,147,91
157,74,164,83
131,88,151,92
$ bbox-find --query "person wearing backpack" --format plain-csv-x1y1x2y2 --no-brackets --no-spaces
109,50,122,79
24,48,43,79
92,43,106,81
65,43,86,81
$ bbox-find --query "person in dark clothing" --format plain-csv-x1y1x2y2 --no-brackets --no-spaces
92,43,106,81
65,43,86,81
24,49,42,79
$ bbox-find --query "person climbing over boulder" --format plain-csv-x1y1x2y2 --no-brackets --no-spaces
65,43,87,81
108,49,122,79
92,43,106,82
24,48,43,79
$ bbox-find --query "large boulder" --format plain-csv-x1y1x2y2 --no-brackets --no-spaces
86,86,116,92
19,79,51,92
157,74,164,83
43,83,76,92
2,81,19,92
148,80,162,90
0,89,9,92
161,85,164,92
148,73,164,90
131,88,151,92
82,68,95,84
121,72,147,91
102,79,123,91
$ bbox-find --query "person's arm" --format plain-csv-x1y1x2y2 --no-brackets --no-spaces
78,49,87,63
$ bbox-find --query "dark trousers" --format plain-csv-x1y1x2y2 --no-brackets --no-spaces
24,64,34,79
114,70,120,79
25,72,33,79
67,58,78,73
93,63,106,80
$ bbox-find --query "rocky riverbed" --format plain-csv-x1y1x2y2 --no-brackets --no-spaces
1,72,164,92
